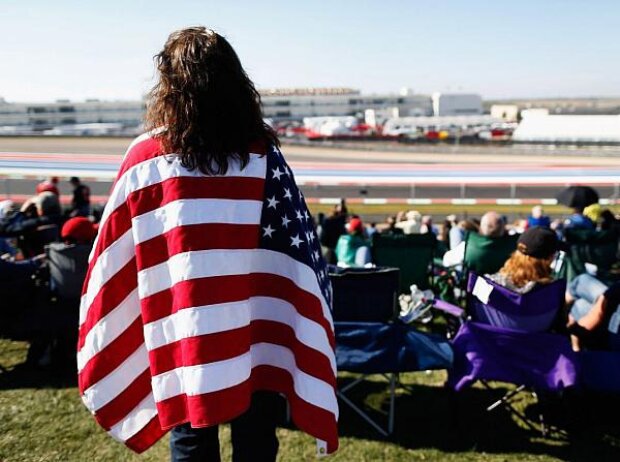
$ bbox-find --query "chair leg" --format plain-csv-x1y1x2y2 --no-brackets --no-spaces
482,382,539,433
337,390,389,437
388,373,396,435
481,382,567,439
338,373,400,437
485,383,526,412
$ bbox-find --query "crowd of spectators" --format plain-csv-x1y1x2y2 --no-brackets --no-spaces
0,176,96,368
317,197,620,353
2,184,619,367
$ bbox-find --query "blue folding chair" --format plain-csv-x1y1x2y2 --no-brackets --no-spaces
331,266,453,436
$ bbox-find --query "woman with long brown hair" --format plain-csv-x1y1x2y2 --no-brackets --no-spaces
77,27,338,462
488,227,561,293
145,27,278,175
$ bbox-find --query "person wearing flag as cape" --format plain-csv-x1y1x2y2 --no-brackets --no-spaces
77,27,338,461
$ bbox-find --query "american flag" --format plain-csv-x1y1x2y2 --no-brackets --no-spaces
77,133,339,454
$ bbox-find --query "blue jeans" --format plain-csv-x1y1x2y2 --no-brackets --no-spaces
170,392,280,462
354,246,372,267
567,274,609,321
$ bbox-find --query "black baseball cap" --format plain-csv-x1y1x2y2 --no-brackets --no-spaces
517,227,567,259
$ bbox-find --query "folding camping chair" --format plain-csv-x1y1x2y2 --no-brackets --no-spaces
47,242,91,301
371,233,437,293
44,242,92,368
331,266,453,436
436,273,577,437
463,232,519,276
557,228,620,284
434,232,518,305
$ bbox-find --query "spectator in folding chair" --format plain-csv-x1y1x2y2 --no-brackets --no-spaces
48,217,96,300
39,217,97,370
0,192,62,257
436,228,578,435
438,213,516,302
565,274,620,393
566,274,620,352
557,227,620,284
335,217,370,267
486,227,560,295
564,207,595,231
527,205,551,229
442,211,513,273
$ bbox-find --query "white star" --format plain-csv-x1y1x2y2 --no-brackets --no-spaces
290,234,304,248
272,167,284,180
266,196,279,209
283,188,293,200
303,210,310,221
295,209,304,221
281,214,291,228
308,231,315,243
299,190,304,200
313,250,321,261
284,165,292,176
262,224,275,238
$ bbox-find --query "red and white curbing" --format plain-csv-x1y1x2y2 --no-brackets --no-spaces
0,194,617,206
308,197,618,206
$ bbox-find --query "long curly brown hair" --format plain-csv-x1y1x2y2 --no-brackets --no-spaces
145,27,279,175
499,251,554,288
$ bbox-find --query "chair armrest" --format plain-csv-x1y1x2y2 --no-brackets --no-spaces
432,299,465,319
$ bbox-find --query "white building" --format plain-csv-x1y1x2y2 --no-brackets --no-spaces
260,88,432,120
513,109,620,143
432,93,483,116
0,89,485,131
0,97,145,131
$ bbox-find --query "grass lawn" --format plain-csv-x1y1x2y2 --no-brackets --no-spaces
307,203,620,221
1,339,619,462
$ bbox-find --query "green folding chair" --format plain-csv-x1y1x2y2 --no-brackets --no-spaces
371,233,437,293
557,229,620,284
463,232,519,276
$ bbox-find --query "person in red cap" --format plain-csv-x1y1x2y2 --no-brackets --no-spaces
335,216,371,267
36,177,60,196
61,217,97,245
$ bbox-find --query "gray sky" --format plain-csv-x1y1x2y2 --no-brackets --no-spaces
2,0,620,102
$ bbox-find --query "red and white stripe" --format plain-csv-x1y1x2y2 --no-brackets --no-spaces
77,134,339,454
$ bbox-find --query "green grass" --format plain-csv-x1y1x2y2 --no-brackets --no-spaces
307,203,620,220
1,339,619,461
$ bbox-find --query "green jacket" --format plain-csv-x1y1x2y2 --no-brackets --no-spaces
335,234,369,266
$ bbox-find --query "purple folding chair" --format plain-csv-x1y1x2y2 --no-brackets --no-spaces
436,273,578,437
465,272,565,333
